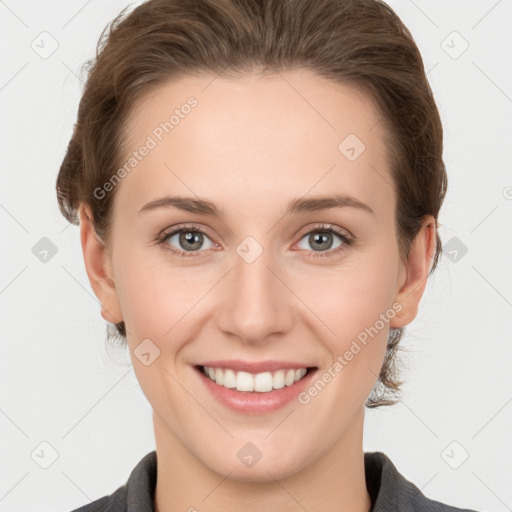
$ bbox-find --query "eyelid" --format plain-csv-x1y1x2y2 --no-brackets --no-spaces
158,222,222,244
294,222,352,241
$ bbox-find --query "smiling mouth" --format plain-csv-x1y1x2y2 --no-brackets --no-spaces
195,365,317,393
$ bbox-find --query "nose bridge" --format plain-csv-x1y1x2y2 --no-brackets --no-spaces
236,245,276,302
216,240,293,343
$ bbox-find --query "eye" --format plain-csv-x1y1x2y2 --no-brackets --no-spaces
157,224,216,258
295,224,353,259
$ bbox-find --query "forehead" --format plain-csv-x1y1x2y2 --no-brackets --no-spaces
117,69,394,221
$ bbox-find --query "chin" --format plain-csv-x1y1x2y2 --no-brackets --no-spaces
219,461,301,483
200,443,306,483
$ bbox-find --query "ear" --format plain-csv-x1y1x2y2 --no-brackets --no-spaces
79,204,123,325
390,215,437,328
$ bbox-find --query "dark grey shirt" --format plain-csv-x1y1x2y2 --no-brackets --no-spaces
70,450,479,511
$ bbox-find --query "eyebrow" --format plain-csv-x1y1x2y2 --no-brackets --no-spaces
138,194,375,218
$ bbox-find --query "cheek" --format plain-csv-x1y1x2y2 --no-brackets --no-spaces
298,256,398,335
295,252,398,388
113,248,197,332
304,282,393,414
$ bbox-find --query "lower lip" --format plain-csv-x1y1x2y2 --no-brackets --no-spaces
194,366,317,415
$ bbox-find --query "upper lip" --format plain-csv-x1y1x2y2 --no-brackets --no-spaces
196,360,316,373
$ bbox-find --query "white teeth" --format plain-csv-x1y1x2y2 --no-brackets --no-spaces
254,372,272,392
285,369,296,386
202,366,308,393
236,371,254,391
273,370,285,390
223,369,236,388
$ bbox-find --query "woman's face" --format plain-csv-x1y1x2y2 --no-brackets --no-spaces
82,69,433,481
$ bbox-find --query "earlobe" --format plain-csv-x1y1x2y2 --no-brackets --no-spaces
79,204,123,325
390,216,437,328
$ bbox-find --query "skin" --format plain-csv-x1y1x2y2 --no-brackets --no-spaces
80,69,436,512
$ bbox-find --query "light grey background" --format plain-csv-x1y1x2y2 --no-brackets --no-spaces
1,1,511,510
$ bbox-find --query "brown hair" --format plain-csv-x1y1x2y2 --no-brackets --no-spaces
56,0,447,408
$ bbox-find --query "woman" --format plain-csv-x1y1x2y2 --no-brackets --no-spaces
56,0,479,510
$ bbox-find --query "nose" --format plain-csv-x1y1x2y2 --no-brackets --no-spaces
215,246,295,345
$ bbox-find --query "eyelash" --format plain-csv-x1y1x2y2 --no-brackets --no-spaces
156,223,354,259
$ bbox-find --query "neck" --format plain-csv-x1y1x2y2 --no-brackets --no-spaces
153,408,372,512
